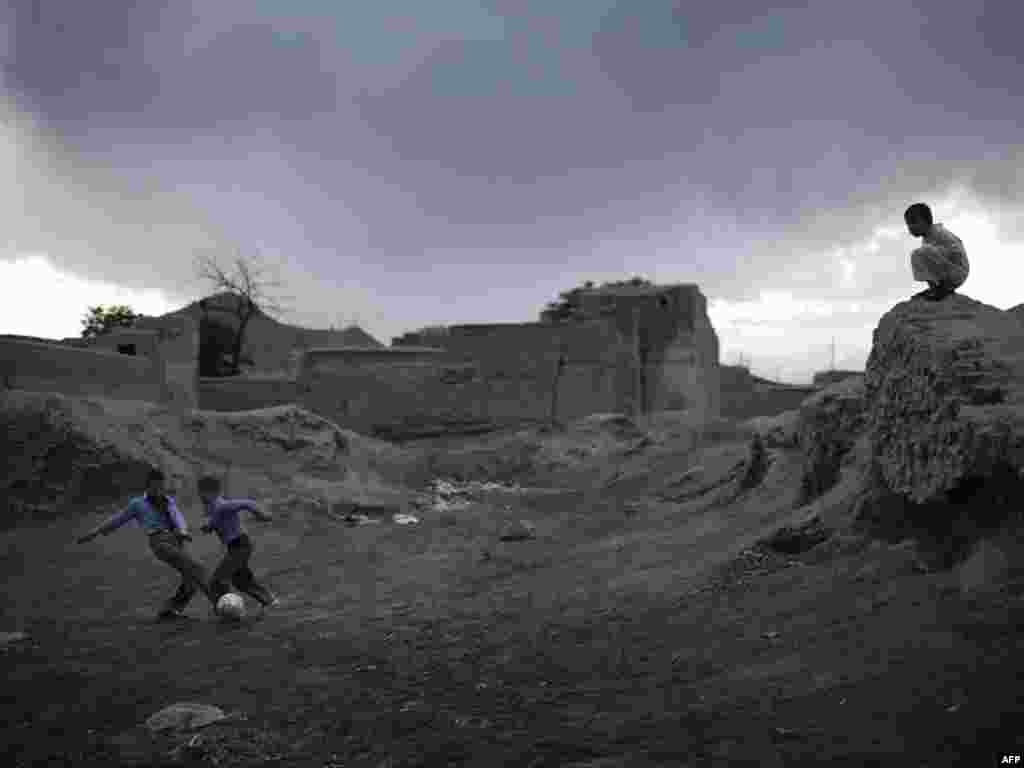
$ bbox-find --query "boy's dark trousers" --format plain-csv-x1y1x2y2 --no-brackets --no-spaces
148,531,215,612
210,534,274,605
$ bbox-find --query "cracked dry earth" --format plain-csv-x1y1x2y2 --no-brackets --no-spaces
2,433,1022,767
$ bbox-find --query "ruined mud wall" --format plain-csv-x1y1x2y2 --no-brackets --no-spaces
0,337,164,402
649,286,720,418
197,376,300,412
721,386,817,421
413,320,623,422
297,347,487,436
592,284,719,419
296,335,619,437
0,316,198,409
390,285,721,425
166,294,380,373
718,364,815,421
123,315,198,410
298,285,721,436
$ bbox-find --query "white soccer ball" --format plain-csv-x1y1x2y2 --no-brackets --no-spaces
216,592,246,620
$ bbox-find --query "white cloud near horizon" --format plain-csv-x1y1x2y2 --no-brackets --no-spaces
0,253,180,339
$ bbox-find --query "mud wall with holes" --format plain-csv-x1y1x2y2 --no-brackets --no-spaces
105,315,199,410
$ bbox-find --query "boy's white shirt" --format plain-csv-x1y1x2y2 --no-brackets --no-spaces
923,222,966,255
912,222,969,284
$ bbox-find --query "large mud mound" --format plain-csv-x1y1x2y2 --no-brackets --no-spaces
865,294,1024,503
1,393,415,528
779,294,1024,572
3,392,166,527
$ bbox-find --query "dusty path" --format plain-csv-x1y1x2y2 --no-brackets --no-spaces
2,437,1022,767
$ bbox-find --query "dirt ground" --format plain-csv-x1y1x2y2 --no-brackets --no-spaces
2,413,1022,767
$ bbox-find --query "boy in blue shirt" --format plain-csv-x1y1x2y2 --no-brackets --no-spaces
197,475,279,610
76,468,216,619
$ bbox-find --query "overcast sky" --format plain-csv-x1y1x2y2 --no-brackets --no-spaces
2,1,1021,383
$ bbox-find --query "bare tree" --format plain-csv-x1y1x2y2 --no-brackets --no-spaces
194,250,292,375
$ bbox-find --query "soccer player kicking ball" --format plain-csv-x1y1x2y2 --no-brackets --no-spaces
196,475,279,613
76,469,217,620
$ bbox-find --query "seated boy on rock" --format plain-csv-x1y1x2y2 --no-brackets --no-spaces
904,202,969,302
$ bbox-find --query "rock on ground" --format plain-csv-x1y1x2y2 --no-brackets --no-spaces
499,519,537,542
144,702,226,733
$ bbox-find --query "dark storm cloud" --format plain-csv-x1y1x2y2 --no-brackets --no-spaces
3,2,340,136
2,0,167,121
2,0,1023,352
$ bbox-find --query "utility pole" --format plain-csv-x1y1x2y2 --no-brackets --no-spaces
830,337,836,371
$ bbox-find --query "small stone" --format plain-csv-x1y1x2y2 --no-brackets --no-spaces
499,520,537,542
144,702,227,733
854,563,881,582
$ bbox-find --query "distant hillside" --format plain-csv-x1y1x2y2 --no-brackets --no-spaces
163,292,382,372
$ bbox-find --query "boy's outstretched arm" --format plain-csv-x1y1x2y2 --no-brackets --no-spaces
76,501,139,543
230,497,273,522
212,497,272,522
250,501,273,522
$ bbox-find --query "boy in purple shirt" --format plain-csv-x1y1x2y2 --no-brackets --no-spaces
76,468,217,620
197,475,279,610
